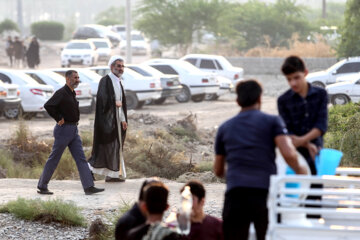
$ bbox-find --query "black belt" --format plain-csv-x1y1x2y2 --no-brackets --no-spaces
64,121,78,126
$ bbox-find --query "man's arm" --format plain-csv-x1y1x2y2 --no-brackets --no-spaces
275,135,307,175
214,155,225,177
44,90,63,122
290,128,322,148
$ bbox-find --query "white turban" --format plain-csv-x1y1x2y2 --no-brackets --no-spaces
108,55,124,68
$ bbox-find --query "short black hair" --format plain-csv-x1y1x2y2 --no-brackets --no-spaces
65,70,77,78
144,182,169,214
138,177,161,201
181,180,205,201
236,79,262,107
281,56,306,75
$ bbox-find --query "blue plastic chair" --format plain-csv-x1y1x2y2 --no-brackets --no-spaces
315,148,343,176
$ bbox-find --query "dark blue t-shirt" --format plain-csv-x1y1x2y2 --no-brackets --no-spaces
215,110,287,191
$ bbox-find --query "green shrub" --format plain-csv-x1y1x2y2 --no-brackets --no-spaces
0,19,18,34
0,198,86,226
31,21,64,40
325,103,360,166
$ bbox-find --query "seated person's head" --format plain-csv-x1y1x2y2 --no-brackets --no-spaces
138,177,161,202
143,182,169,215
181,180,206,218
281,56,308,93
236,79,262,108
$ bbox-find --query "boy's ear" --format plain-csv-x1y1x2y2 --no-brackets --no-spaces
304,69,309,77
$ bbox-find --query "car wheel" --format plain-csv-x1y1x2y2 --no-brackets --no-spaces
4,108,20,119
331,94,350,105
205,94,219,101
153,97,166,104
311,81,325,88
126,92,139,110
175,85,191,103
191,93,206,102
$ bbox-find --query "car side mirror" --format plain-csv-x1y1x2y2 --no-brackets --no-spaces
332,70,337,75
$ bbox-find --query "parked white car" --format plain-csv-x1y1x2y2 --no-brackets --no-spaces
0,70,54,119
24,70,93,113
127,64,183,104
51,68,100,98
180,54,244,87
120,30,150,56
88,66,162,109
306,57,360,88
61,40,99,67
0,80,21,119
326,73,360,105
207,76,233,100
87,38,112,62
144,59,220,103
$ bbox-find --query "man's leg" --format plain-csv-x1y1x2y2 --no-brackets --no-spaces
38,125,69,189
68,127,94,190
223,187,251,240
252,189,269,240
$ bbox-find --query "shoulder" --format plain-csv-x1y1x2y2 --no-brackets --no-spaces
127,224,149,240
278,89,293,103
312,86,327,97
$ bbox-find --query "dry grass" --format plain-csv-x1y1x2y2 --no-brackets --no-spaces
244,34,336,58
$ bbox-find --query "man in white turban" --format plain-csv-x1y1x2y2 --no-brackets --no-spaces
88,55,128,182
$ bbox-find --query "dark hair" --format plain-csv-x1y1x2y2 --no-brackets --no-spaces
144,182,169,214
180,180,205,201
138,177,161,201
281,56,306,75
65,70,77,78
236,79,262,107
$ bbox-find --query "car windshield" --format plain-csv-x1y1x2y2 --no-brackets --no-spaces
93,41,109,48
178,61,204,73
78,69,101,83
13,71,40,85
43,71,66,85
326,59,346,73
138,64,163,76
217,56,233,69
132,34,144,41
66,42,91,49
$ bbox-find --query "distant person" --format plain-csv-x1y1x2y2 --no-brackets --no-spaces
88,55,128,182
180,180,223,240
26,37,40,69
214,80,307,240
5,36,14,67
13,36,24,68
115,178,160,240
37,70,104,195
126,182,182,240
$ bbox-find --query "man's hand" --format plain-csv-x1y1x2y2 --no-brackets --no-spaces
121,121,127,130
116,101,122,108
307,142,319,161
290,135,306,147
58,118,64,126
295,165,308,175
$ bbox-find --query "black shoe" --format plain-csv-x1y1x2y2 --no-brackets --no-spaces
84,186,105,195
37,187,53,195
105,176,125,182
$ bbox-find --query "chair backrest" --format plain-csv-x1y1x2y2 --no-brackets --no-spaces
268,175,360,240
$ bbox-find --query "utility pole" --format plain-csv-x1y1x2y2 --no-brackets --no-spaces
126,0,132,63
322,0,327,19
17,0,24,36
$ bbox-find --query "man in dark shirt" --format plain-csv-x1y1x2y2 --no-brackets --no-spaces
277,55,328,175
115,178,160,240
214,80,307,240
180,180,223,240
37,70,104,195
126,182,181,240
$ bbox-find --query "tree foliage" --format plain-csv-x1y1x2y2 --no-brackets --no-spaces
95,6,125,26
135,0,228,54
0,19,19,34
337,0,360,57
31,21,64,40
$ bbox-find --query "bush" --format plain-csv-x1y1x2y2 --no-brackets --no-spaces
31,21,64,40
325,103,360,166
0,198,86,226
0,19,19,34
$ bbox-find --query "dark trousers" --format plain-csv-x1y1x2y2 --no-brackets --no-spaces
38,124,94,190
223,187,268,240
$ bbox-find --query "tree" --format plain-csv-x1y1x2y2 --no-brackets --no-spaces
0,19,19,34
337,0,360,57
95,6,125,26
135,0,228,54
222,0,312,50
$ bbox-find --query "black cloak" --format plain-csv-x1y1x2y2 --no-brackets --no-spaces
88,75,127,172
